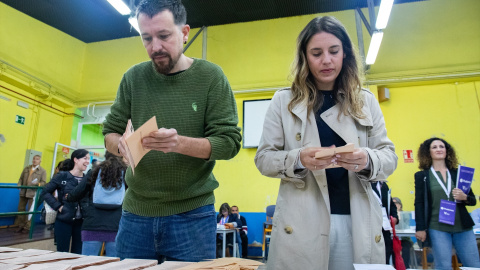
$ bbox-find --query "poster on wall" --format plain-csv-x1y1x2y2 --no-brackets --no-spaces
403,150,414,163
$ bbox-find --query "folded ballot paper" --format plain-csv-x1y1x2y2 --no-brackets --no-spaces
314,143,354,169
123,116,158,174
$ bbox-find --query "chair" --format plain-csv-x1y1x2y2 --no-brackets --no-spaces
262,205,275,262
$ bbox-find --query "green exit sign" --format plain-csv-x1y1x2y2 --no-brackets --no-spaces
15,115,25,125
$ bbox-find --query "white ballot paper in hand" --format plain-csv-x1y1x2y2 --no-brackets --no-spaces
123,116,158,174
314,143,355,169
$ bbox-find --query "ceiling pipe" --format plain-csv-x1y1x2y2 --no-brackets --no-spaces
0,85,83,118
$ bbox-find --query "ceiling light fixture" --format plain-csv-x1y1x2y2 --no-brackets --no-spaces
366,31,383,65
376,0,394,29
128,17,140,33
106,0,131,15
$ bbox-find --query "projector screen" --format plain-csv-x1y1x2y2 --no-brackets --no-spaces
242,99,271,148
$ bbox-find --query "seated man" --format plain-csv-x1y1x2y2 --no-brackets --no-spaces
231,205,248,258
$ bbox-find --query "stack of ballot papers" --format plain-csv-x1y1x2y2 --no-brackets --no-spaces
176,258,263,270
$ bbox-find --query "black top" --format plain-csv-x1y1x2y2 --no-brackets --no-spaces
414,169,476,232
315,91,350,215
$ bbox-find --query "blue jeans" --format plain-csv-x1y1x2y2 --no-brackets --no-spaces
82,241,117,257
116,204,216,263
429,228,480,270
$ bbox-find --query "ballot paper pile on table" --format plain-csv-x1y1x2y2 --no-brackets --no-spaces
175,258,263,270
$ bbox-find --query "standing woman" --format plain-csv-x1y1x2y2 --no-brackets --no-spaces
254,16,397,270
41,149,90,254
414,138,480,270
66,152,126,257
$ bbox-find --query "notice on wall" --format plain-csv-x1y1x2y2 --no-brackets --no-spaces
403,149,414,163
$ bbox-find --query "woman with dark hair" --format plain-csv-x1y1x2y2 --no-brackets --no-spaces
254,16,397,269
66,151,127,257
414,137,480,270
41,149,90,254
216,203,241,257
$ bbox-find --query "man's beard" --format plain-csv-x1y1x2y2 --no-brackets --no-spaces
151,51,181,75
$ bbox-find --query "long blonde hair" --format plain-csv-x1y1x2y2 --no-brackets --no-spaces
288,16,365,119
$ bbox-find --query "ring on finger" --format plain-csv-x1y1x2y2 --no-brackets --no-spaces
314,165,317,170
354,164,359,170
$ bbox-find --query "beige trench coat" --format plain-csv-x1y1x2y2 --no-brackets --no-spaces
255,88,397,270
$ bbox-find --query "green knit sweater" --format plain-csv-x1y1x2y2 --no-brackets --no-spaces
103,59,242,217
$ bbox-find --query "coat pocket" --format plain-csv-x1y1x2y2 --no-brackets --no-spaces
55,202,76,223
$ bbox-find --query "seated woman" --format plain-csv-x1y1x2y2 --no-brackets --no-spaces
216,203,242,257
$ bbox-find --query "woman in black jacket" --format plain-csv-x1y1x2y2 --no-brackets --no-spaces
414,138,480,270
66,152,126,257
41,149,90,254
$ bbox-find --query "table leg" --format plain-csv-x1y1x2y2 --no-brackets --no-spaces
233,230,237,258
222,231,226,258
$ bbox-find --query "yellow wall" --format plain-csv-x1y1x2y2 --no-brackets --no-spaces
0,2,82,182
0,81,74,182
377,81,480,211
1,0,479,214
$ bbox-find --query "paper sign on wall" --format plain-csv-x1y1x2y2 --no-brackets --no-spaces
403,150,414,163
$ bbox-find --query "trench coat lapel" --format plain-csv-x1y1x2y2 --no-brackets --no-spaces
291,102,330,214
320,103,359,147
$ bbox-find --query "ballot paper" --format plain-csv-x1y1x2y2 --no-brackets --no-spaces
314,143,355,169
123,116,158,174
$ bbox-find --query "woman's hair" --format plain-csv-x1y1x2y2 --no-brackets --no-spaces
90,151,127,189
392,197,402,211
219,203,231,215
288,16,364,119
62,149,89,171
417,137,458,170
59,159,72,171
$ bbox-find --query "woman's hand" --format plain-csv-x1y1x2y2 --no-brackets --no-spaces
300,147,336,171
452,188,467,201
335,148,368,172
415,230,427,242
58,206,63,213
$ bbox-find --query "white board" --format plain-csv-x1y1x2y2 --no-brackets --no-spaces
242,99,271,148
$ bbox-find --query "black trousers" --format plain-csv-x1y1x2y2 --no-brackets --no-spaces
383,229,393,264
54,219,83,254
240,231,248,258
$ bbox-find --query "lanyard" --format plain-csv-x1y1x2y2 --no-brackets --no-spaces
220,216,228,225
430,166,452,199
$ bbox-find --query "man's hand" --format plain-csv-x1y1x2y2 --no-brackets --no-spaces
335,148,368,172
142,128,179,153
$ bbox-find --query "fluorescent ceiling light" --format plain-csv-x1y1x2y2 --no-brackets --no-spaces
129,17,140,33
366,31,383,65
376,0,394,29
106,0,131,15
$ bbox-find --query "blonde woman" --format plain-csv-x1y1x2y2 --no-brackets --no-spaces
255,16,397,270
